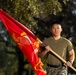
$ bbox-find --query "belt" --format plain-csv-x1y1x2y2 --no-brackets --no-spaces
47,64,62,68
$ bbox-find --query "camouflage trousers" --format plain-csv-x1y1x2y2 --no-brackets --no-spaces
46,65,67,75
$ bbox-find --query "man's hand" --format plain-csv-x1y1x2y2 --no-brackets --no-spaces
66,61,72,67
45,45,51,52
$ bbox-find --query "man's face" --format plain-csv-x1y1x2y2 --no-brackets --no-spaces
50,24,62,37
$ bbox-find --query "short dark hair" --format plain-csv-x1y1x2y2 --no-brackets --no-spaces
50,21,62,28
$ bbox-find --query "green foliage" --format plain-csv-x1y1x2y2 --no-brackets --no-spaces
0,0,66,33
0,42,7,69
0,42,19,75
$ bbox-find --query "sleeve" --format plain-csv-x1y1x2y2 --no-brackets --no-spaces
40,43,46,51
40,38,48,51
38,38,48,58
38,43,47,58
67,40,74,51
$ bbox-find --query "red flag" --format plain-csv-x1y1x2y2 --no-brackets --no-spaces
0,9,46,75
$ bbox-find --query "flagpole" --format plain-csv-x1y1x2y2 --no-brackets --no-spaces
48,48,76,72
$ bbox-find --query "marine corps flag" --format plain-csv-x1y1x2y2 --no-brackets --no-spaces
0,9,46,75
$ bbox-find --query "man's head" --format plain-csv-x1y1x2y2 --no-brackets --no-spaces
50,21,62,37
